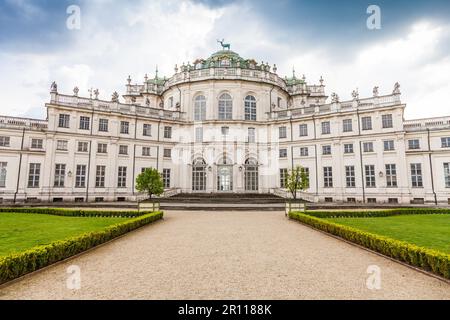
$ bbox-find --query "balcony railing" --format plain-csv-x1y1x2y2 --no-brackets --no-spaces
0,116,48,130
403,116,450,131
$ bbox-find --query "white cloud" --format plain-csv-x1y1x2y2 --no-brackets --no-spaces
0,1,449,121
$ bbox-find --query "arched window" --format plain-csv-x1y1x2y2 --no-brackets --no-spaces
194,95,206,121
244,95,256,121
192,158,207,191
244,158,259,191
218,93,232,120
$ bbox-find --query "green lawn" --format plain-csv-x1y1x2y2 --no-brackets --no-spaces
0,213,127,256
328,214,450,254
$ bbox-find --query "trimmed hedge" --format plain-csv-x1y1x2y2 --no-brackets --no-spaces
289,212,450,279
0,211,163,284
301,208,450,219
0,207,148,218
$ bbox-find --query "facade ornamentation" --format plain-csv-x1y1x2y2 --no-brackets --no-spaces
351,89,359,100
111,91,119,102
50,81,58,93
94,89,99,100
73,86,79,97
393,82,401,95
331,92,339,103
373,86,379,97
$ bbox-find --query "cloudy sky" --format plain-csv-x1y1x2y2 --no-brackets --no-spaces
1,0,450,119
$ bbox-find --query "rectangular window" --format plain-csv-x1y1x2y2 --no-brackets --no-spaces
75,164,86,188
303,167,310,189
444,163,450,188
247,128,255,143
96,165,106,188
280,168,288,188
343,119,353,132
31,138,43,149
0,136,10,147
382,114,393,128
143,124,152,136
344,143,354,154
28,163,41,188
120,121,129,134
321,121,331,135
362,116,372,130
79,116,90,130
97,143,107,154
99,119,109,132
363,142,374,153
279,127,287,139
221,126,229,136
54,164,66,187
164,126,172,139
163,148,172,158
365,165,376,188
384,140,395,151
118,166,127,188
408,139,420,150
196,127,204,143
142,147,151,156
322,145,331,155
441,137,450,148
300,147,309,157
56,140,68,151
299,124,308,137
77,141,89,152
345,166,355,188
279,148,288,158
163,169,171,188
386,164,398,187
411,163,423,188
58,114,70,128
0,162,7,188
324,167,333,188
119,145,128,155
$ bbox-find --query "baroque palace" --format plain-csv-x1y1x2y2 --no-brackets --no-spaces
1,45,450,205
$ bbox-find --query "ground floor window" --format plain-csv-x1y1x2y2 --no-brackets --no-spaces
280,168,288,188
365,165,376,188
385,164,397,187
323,167,333,188
192,159,206,191
54,164,66,187
75,165,87,188
96,165,106,188
411,163,423,188
444,163,450,188
118,166,127,188
345,166,355,188
28,163,41,188
244,159,258,191
0,162,7,188
163,169,171,189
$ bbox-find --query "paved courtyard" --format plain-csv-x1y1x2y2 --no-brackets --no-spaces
0,211,449,300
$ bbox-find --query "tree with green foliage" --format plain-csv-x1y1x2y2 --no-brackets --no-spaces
135,168,164,200
286,165,309,200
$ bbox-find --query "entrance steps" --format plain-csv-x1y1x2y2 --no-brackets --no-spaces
159,193,287,211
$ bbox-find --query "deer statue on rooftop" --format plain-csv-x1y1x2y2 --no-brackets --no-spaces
217,39,231,50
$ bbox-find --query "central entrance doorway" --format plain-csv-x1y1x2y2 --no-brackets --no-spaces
217,165,233,191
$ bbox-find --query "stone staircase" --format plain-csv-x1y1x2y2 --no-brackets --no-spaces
159,193,287,211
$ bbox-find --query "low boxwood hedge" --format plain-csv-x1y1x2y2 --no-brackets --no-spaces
301,208,450,219
289,211,450,279
0,207,148,218
0,211,163,285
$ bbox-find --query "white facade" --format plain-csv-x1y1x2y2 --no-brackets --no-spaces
1,49,450,204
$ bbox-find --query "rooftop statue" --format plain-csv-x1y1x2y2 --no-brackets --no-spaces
217,39,231,51
393,82,401,95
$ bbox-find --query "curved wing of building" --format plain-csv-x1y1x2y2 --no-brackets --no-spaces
1,48,450,204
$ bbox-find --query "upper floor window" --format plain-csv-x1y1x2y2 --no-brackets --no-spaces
247,128,256,143
441,137,450,148
221,126,229,136
361,116,372,130
31,139,43,149
321,121,331,135
79,116,90,130
142,147,151,157
77,141,89,152
300,147,309,157
382,114,393,128
195,127,203,143
120,121,129,134
194,95,206,121
343,119,353,133
322,145,332,155
168,97,174,108
97,143,107,154
279,148,288,158
58,114,70,128
56,140,68,151
384,140,395,151
143,124,152,137
163,148,172,158
99,119,109,132
164,126,172,139
299,124,308,137
218,93,233,120
408,139,420,150
344,143,354,154
279,127,287,139
363,142,374,153
244,95,257,121
0,136,10,147
119,145,128,155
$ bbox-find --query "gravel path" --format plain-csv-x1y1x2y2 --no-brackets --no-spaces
1,211,449,300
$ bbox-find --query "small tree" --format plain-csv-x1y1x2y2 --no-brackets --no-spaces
286,165,309,200
136,168,164,200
